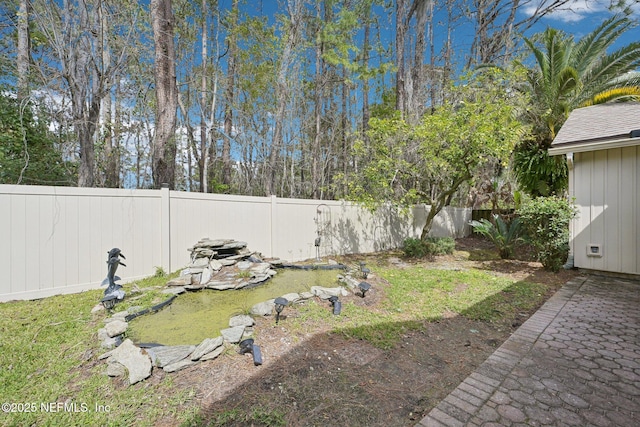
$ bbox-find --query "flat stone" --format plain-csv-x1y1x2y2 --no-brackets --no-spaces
300,291,314,300
91,304,105,313
220,241,247,250
106,361,126,377
148,345,195,368
250,300,275,316
220,259,237,266
167,276,191,287
236,261,253,270
249,274,270,284
190,257,210,268
163,359,197,373
106,339,152,385
229,315,255,328
200,267,213,284
209,259,223,271
105,319,128,337
200,345,225,361
250,262,272,275
221,325,245,343
311,286,348,299
280,293,301,304
191,337,224,361
162,287,185,295
206,282,236,290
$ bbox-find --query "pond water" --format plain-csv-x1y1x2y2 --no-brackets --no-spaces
127,268,343,346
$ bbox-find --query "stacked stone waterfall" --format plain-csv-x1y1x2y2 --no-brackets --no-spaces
169,238,277,290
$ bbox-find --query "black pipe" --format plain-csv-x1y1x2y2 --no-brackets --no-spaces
239,338,263,366
328,296,341,315
125,295,177,322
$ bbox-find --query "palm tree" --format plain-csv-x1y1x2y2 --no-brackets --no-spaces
514,12,640,197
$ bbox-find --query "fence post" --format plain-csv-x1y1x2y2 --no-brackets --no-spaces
161,184,171,273
270,195,277,257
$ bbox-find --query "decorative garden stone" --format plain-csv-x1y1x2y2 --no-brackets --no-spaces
101,248,126,309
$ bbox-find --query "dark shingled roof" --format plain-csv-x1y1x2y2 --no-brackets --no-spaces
551,102,640,149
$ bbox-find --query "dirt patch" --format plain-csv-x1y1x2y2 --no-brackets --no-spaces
145,237,579,426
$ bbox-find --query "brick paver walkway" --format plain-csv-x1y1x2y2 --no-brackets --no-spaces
417,275,640,426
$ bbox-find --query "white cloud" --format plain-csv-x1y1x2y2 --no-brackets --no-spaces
522,0,631,23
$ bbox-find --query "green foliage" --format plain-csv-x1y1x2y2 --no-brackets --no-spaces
403,237,429,257
402,237,455,257
469,214,523,259
341,67,529,236
517,196,577,272
516,11,640,196
0,93,74,185
513,140,568,197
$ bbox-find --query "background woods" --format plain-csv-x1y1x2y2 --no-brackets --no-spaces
0,0,638,200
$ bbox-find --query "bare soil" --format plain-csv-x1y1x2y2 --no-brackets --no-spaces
148,237,579,426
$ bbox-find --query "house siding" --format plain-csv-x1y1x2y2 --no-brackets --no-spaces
571,146,639,275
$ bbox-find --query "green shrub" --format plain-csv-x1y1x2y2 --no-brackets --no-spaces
469,214,523,259
517,196,576,272
402,237,455,257
403,238,427,257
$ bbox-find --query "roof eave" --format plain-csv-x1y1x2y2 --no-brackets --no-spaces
548,137,640,156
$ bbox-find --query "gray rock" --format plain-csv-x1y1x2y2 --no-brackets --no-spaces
206,281,236,290
191,336,224,361
190,257,210,268
221,325,245,343
250,262,272,276
162,287,185,295
236,261,253,270
220,241,247,250
200,266,213,284
300,291,314,300
209,259,223,271
229,315,254,328
106,361,126,377
147,345,195,368
249,274,270,284
163,359,197,373
311,286,347,299
105,319,128,337
91,304,105,314
105,339,152,385
280,293,301,304
220,258,237,266
250,300,275,316
199,345,225,361
167,276,191,287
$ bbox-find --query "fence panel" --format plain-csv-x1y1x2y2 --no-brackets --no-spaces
1,184,470,302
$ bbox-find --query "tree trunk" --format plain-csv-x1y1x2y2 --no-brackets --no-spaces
151,0,178,189
200,0,208,192
17,0,30,101
395,0,407,115
223,0,238,189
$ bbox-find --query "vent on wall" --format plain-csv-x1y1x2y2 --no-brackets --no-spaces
587,244,603,257
630,129,640,138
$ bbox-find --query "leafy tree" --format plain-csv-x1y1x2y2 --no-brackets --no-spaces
0,93,74,185
342,67,529,240
514,11,640,196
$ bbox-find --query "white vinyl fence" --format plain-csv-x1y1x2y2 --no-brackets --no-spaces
0,184,470,302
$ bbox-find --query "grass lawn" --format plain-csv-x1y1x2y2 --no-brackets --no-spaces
0,246,572,426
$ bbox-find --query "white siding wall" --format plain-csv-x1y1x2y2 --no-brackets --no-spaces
1,185,470,301
570,147,640,275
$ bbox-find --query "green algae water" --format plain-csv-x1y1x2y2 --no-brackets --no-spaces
127,268,342,346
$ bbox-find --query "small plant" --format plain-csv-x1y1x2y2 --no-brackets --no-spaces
403,237,428,257
424,236,455,255
402,237,455,257
154,266,167,277
517,196,577,272
236,270,252,279
469,214,523,259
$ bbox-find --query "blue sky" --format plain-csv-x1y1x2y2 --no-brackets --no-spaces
522,0,640,45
